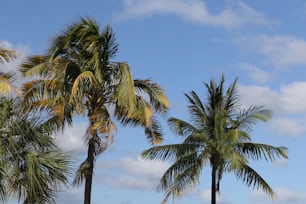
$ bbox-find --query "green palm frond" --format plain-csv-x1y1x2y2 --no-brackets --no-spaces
157,152,203,195
235,164,275,198
8,150,71,204
0,97,71,203
185,91,207,127
144,117,163,144
224,77,239,115
223,129,251,144
237,142,288,161
142,143,199,162
20,55,49,77
183,132,209,146
100,24,119,61
167,117,197,137
113,63,137,114
73,160,90,186
234,106,272,131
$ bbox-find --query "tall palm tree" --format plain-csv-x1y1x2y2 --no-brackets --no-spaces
0,96,71,204
20,17,169,204
143,75,287,204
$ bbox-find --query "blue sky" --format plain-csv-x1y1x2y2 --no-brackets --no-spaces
1,0,306,203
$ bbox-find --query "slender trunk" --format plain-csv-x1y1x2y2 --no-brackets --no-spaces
84,121,96,204
83,99,97,204
211,165,217,204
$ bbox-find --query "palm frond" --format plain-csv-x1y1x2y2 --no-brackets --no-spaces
234,106,272,131
157,152,203,196
20,55,49,77
144,117,163,144
224,77,239,115
134,79,169,114
73,160,90,186
0,48,16,63
0,72,21,96
185,91,207,127
167,117,197,137
142,143,198,162
234,164,275,198
0,97,71,203
113,63,137,114
70,70,97,109
237,142,288,161
100,24,119,61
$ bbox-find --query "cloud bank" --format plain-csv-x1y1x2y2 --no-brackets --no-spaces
235,34,306,68
96,156,170,190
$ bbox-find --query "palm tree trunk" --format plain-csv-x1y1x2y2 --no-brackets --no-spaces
211,165,217,204
84,135,95,204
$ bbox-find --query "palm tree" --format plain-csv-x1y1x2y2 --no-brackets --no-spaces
143,75,287,204
20,17,169,204
0,96,71,203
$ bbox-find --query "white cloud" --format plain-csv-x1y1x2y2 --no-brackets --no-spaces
96,156,170,190
250,188,306,204
0,41,31,91
238,82,306,137
278,82,306,113
239,82,306,115
54,121,88,154
0,41,30,72
238,63,273,84
268,117,306,137
238,85,278,112
200,189,229,204
235,34,306,68
117,0,273,28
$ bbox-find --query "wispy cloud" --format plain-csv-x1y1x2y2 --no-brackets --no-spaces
238,63,273,84
54,121,88,154
0,41,30,72
269,117,306,138
96,156,170,190
239,82,306,137
116,0,274,28
250,188,306,204
239,82,306,115
235,34,306,68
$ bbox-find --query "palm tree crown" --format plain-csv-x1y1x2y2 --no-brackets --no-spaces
143,75,287,204
20,17,169,204
0,97,71,204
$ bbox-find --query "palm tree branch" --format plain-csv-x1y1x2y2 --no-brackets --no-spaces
234,164,275,198
236,142,288,161
134,79,169,114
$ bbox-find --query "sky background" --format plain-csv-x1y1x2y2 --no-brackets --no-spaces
1,0,306,204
